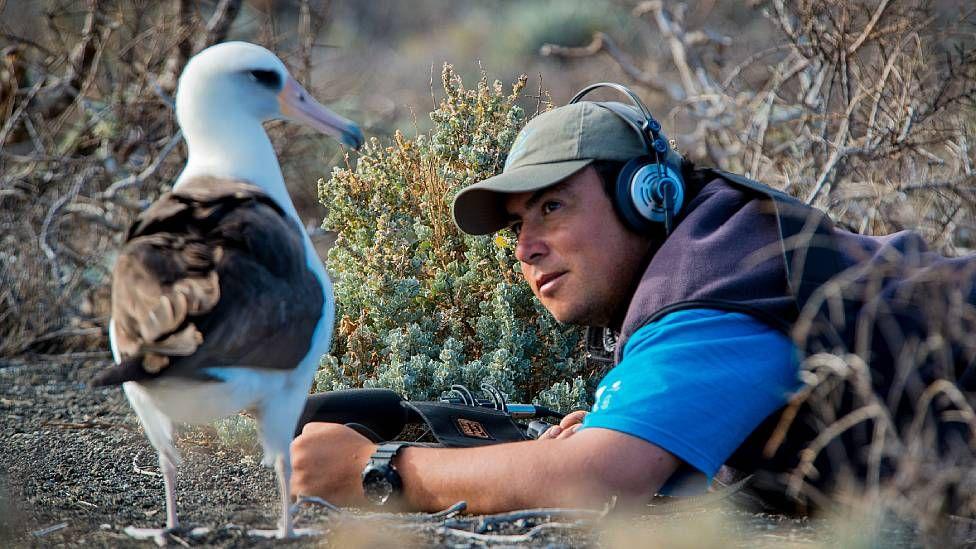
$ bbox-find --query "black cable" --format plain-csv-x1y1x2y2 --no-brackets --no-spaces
530,406,564,420
663,180,675,235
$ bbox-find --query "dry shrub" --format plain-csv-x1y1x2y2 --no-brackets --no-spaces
0,1,342,358
543,0,975,251
543,0,976,532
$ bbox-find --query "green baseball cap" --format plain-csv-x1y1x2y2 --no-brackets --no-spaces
452,101,647,235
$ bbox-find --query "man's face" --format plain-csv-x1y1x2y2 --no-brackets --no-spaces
504,166,653,327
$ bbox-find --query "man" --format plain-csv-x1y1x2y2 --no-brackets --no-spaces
291,88,976,513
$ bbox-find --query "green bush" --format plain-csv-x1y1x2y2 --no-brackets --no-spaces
316,65,594,412
498,0,625,57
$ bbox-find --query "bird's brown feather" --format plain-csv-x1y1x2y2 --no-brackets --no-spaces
95,177,325,385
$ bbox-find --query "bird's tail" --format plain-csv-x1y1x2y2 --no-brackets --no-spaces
90,356,154,386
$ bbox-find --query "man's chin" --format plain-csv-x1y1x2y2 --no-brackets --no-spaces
548,306,591,326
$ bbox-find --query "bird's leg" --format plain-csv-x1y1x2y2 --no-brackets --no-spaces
124,450,206,545
248,407,321,539
275,453,293,538
249,450,319,539
247,397,321,540
161,451,179,529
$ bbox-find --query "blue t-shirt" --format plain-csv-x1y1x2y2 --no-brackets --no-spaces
581,308,800,486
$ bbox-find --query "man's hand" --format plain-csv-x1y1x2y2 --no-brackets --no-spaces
290,422,375,506
539,410,587,440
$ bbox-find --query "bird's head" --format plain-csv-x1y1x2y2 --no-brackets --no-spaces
175,41,363,149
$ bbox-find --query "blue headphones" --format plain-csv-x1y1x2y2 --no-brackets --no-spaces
569,83,685,235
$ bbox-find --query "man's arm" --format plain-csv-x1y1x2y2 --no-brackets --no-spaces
290,422,679,514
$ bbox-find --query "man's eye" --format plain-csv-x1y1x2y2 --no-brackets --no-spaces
509,222,522,238
542,201,561,215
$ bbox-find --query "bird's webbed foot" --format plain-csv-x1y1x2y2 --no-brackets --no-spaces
123,525,210,546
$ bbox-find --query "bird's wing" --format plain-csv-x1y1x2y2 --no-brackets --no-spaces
94,176,325,386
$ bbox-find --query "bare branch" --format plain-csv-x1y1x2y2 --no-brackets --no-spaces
540,32,677,99
847,0,892,55
634,1,701,97
101,131,183,200
0,80,42,145
200,0,243,50
34,0,110,119
156,0,195,93
39,172,86,286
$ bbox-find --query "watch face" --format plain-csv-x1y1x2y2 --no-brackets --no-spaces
363,467,393,504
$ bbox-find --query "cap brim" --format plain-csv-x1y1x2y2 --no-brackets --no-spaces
452,160,593,235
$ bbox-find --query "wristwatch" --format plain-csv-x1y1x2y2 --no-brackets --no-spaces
361,442,407,505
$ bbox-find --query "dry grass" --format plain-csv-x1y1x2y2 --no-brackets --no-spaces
0,0,345,358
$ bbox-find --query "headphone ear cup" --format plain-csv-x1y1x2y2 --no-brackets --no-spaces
613,157,656,233
613,156,686,233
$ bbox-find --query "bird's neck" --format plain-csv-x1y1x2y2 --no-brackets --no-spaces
176,116,300,222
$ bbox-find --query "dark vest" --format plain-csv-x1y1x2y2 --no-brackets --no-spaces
616,169,976,510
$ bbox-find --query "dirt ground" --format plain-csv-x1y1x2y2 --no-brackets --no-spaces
0,358,929,548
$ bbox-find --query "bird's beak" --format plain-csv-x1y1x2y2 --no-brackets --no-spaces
278,76,364,149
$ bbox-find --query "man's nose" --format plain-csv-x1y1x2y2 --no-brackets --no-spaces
514,229,547,264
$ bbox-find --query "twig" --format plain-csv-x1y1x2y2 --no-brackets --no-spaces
42,420,129,430
0,31,55,57
475,507,606,531
101,132,182,200
35,0,108,119
906,379,976,447
39,172,85,285
847,0,891,55
133,451,162,477
0,80,42,145
639,1,700,97
428,500,466,519
437,521,586,544
721,43,795,89
540,32,675,99
200,0,243,50
156,0,194,92
789,404,890,495
438,505,608,534
62,201,123,231
26,326,103,345
150,82,176,111
31,522,68,537
290,495,343,517
32,351,112,361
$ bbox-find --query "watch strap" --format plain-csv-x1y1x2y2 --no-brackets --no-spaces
362,442,409,506
369,442,408,465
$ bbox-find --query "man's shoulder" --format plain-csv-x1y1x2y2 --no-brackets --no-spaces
699,169,800,204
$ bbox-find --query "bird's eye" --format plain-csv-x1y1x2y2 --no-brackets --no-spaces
248,69,281,89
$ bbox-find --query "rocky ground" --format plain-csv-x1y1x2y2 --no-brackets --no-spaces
0,358,935,548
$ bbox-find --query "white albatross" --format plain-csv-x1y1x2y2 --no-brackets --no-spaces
93,41,362,542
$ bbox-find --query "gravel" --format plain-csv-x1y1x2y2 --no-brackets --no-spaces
1,358,298,547
0,358,931,548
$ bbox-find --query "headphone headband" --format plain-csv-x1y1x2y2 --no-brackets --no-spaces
569,82,654,120
568,82,685,235
568,82,670,161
